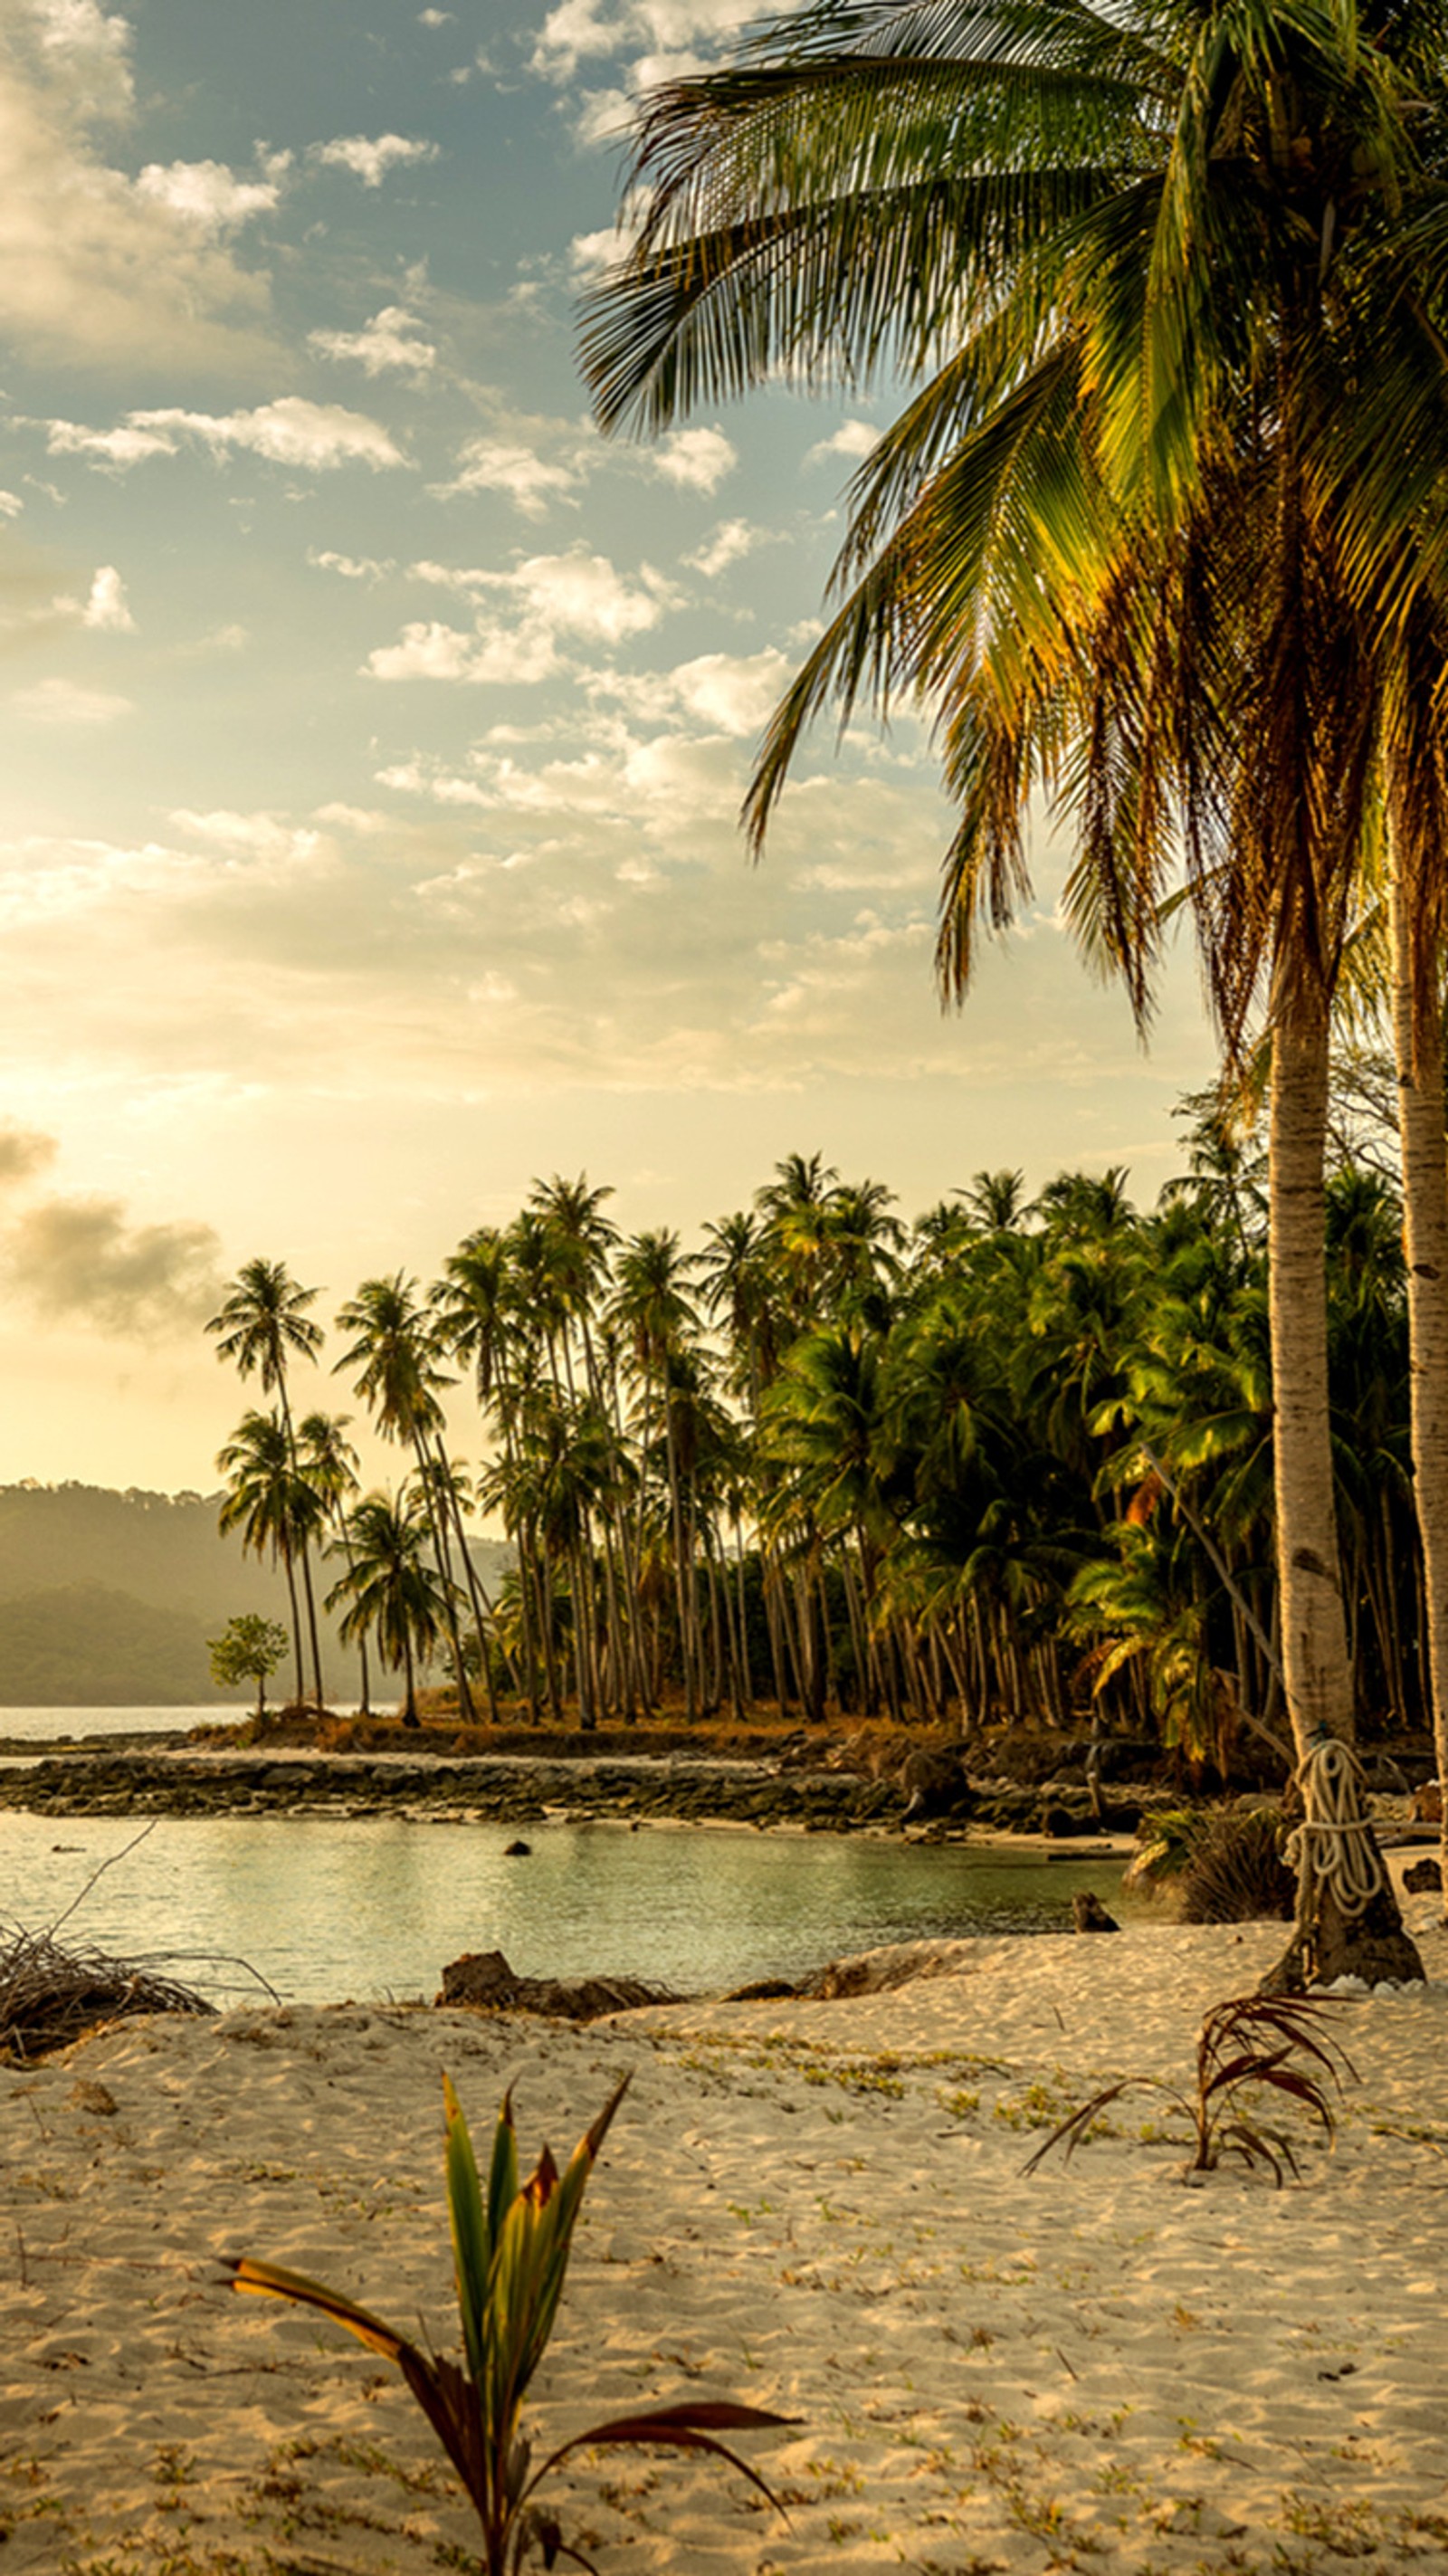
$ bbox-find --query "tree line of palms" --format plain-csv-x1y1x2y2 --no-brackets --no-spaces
577,0,1448,1968
205,1121,1439,1760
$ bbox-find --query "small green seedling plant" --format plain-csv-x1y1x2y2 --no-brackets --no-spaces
1022,1992,1358,2186
225,2073,794,2574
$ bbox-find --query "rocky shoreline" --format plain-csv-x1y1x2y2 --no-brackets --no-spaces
0,1743,1138,1837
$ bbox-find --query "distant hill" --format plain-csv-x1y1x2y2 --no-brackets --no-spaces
0,1584,222,1705
0,1482,512,1705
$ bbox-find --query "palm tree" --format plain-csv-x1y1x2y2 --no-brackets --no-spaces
295,1411,370,1715
433,1228,540,1719
326,1489,456,1729
208,1257,327,1704
215,1409,325,1709
1385,648,1448,1907
765,1319,905,1715
524,1176,642,1722
609,1228,703,1717
963,1171,1029,1235
582,0,1448,1977
333,1274,477,1722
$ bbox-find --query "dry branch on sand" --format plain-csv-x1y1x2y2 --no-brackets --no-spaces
0,1922,216,2062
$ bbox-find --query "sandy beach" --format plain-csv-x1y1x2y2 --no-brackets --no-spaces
6,1884,1448,2575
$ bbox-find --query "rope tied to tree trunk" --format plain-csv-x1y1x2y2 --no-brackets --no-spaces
1284,1736,1386,1925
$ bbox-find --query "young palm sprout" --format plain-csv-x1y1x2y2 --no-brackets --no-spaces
225,2074,794,2575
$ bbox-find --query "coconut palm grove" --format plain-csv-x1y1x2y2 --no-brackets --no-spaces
195,0,1448,1992
205,1114,1426,1763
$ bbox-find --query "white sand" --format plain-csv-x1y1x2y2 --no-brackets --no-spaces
6,1890,1448,2574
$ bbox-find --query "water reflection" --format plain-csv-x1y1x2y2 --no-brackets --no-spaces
0,1810,1139,2001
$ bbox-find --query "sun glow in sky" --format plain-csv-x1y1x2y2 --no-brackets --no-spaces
0,0,1215,1492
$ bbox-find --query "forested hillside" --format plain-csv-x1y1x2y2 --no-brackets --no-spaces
0,1484,509,1704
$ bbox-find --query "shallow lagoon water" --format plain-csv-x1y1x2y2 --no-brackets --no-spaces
0,1808,1141,2003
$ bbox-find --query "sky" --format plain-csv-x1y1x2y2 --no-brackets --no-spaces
0,0,1218,1497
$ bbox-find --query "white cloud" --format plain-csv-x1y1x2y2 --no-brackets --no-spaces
135,157,281,230
805,417,881,468
0,492,23,520
366,618,558,687
0,556,135,645
423,547,678,637
11,676,131,723
309,305,436,377
313,802,388,833
418,7,454,21
169,809,329,872
45,418,180,467
568,222,634,280
367,548,680,688
28,0,133,113
684,517,767,577
312,133,441,187
308,548,395,581
130,398,406,472
587,646,789,737
439,436,581,517
573,89,633,148
532,0,757,81
667,647,789,735
79,564,134,630
0,10,275,367
654,425,737,493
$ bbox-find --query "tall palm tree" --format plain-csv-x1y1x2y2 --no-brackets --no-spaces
333,1274,477,1722
208,1257,327,1704
583,0,1448,1975
326,1489,456,1728
295,1410,370,1714
609,1228,704,1716
1384,634,1448,1907
215,1409,324,1709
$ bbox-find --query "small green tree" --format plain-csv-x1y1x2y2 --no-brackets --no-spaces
208,1613,291,1725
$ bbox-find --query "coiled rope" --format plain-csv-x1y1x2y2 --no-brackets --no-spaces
1284,1736,1385,1925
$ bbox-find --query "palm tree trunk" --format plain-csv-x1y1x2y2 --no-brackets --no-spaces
538,1556,564,1722
1268,987,1356,1749
432,1437,500,1723
839,1548,872,1713
516,1506,542,1722
279,1544,304,1706
730,1518,754,1711
1392,876,1448,1916
330,1511,372,1713
762,1547,791,1713
1263,978,1423,1988
274,1379,325,1709
663,1398,696,1721
411,1439,476,1722
298,1544,326,1710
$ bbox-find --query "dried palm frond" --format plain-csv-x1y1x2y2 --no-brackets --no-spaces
1023,1992,1358,2187
0,1923,216,2062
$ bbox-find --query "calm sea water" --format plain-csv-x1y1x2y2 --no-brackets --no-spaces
0,1705,245,1743
0,1808,1138,2004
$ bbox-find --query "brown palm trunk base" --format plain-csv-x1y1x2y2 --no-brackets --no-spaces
1258,1846,1424,1995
